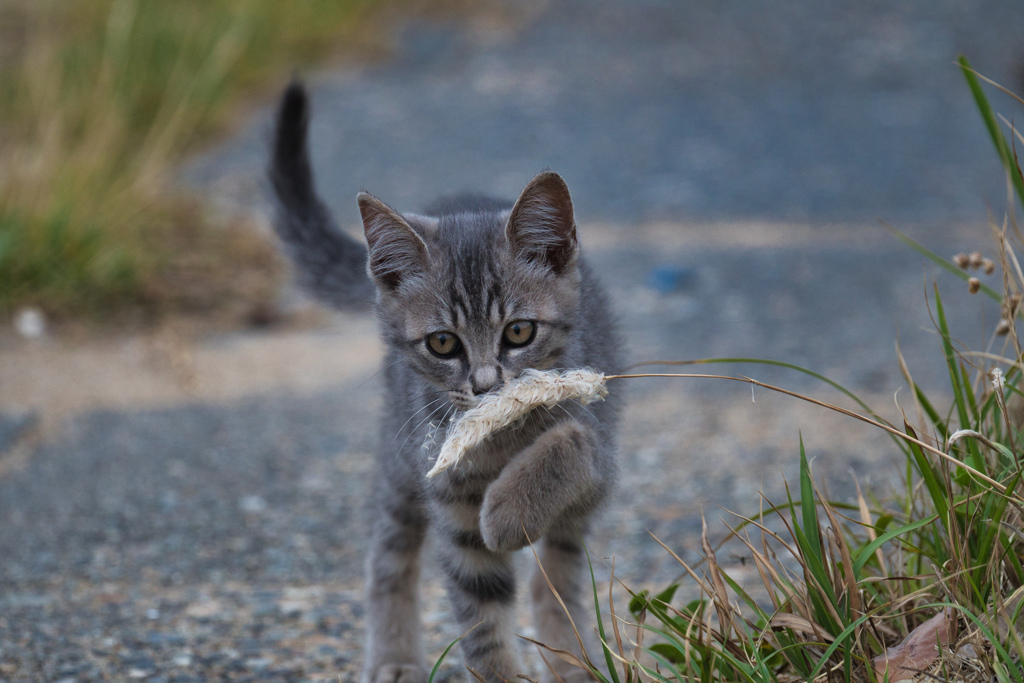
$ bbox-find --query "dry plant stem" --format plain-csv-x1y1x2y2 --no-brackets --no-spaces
606,577,646,671
961,350,1024,370
606,557,628,679
433,367,1013,494
855,480,887,579
701,511,733,642
993,220,1024,360
605,373,1015,498
821,499,861,615
946,428,1011,456
520,526,594,671
963,65,1024,109
897,338,937,447
647,532,743,655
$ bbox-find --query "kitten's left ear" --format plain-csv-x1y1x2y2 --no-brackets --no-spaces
505,172,578,274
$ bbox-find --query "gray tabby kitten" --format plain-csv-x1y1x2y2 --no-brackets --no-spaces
268,81,622,683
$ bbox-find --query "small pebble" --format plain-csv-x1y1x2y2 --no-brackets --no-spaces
13,307,45,339
239,495,267,513
244,657,273,670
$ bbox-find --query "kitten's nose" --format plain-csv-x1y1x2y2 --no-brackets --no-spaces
471,366,501,395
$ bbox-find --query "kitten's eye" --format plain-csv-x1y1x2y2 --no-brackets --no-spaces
502,320,536,347
426,331,462,358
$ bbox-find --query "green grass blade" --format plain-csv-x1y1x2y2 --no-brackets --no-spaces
912,382,948,438
782,479,831,622
940,601,1024,683
806,612,875,681
796,441,842,616
972,470,1023,597
634,625,689,680
934,286,972,431
799,438,822,566
852,514,937,575
584,546,621,683
640,623,761,683
791,520,841,632
429,635,467,683
1003,530,1024,580
644,645,688,680
960,362,981,427
903,421,950,534
960,55,1024,211
933,287,986,477
886,226,1002,302
720,571,769,622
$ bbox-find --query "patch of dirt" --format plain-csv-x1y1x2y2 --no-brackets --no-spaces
0,309,380,435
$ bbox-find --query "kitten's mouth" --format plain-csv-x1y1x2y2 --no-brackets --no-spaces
448,392,481,411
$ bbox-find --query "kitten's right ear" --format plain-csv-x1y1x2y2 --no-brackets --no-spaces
506,172,578,274
358,193,429,290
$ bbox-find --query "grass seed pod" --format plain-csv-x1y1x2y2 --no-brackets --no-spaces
426,368,608,478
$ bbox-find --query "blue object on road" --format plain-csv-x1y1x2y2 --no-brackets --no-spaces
647,265,697,294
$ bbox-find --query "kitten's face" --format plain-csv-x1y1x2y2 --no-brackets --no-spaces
359,172,580,409
392,234,579,408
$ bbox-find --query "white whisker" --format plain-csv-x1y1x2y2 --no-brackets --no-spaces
397,398,453,457
391,395,446,446
354,357,405,392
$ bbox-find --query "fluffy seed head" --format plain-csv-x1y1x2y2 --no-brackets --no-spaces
426,368,608,478
968,277,981,294
953,253,970,269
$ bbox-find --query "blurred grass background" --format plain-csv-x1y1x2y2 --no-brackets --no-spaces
0,0,430,323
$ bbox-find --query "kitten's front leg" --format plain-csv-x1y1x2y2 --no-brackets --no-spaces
530,525,596,683
429,476,525,681
437,535,523,682
480,420,607,554
363,493,429,683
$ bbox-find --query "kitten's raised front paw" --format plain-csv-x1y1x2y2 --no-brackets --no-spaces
480,490,537,553
364,663,428,683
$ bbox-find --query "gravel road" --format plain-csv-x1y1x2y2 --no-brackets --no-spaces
4,1,1023,680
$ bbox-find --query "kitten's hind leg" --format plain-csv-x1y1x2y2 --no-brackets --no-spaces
530,523,597,683
363,492,429,683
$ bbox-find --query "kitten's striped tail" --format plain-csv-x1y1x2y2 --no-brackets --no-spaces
268,80,375,310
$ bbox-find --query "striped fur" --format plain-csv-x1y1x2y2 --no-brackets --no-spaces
269,81,622,683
